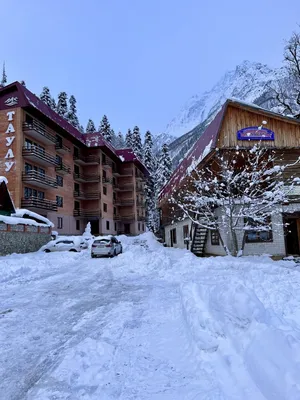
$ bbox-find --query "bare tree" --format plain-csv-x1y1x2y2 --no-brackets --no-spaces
270,31,300,118
171,142,300,256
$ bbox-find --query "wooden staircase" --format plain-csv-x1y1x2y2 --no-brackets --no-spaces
191,224,208,257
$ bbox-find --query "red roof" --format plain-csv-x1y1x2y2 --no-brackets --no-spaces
0,82,148,171
159,103,227,199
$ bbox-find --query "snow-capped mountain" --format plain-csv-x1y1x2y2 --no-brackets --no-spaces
158,61,287,167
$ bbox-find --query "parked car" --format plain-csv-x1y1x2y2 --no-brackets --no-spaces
91,236,122,258
41,237,88,253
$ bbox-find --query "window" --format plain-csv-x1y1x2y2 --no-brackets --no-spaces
74,201,80,210
103,203,107,212
245,217,273,243
102,154,106,163
56,175,63,187
56,154,62,165
74,147,79,158
113,192,116,200
74,165,80,175
170,228,177,245
115,223,117,231
113,207,116,215
74,183,80,192
56,196,63,207
76,220,80,231
142,224,144,231
211,230,220,245
25,114,33,124
103,186,107,195
106,220,110,230
24,187,44,199
37,191,45,199
103,170,107,179
57,217,63,229
113,177,116,186
138,223,140,231
183,225,189,239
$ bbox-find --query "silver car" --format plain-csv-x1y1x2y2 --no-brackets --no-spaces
41,238,88,253
91,236,122,258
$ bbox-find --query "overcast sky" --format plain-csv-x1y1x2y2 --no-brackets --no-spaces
1,1,299,135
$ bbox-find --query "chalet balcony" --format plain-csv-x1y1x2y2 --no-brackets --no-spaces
73,172,100,182
55,141,71,154
73,154,100,165
113,198,134,206
21,197,57,211
73,209,101,218
55,162,71,175
73,190,101,200
114,214,135,221
102,159,113,169
22,146,57,167
23,121,56,145
22,171,58,189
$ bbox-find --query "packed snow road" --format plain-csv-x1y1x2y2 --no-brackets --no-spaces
1,233,300,400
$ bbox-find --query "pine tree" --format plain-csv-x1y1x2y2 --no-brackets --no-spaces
79,125,85,133
67,95,79,127
40,87,53,107
86,119,96,133
143,131,154,172
57,91,68,117
99,115,111,141
132,125,143,159
1,62,7,87
116,131,125,148
50,97,56,111
125,129,133,147
156,143,172,191
110,128,116,145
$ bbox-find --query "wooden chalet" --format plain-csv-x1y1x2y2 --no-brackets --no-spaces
159,99,300,257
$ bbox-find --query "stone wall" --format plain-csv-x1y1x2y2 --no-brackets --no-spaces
0,223,51,256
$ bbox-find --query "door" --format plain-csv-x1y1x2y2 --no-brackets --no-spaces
124,224,130,234
286,218,300,255
90,220,99,235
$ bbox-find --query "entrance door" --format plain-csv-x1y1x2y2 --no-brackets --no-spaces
90,220,99,235
286,219,300,255
124,224,130,234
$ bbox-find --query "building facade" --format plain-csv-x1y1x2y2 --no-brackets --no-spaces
159,99,300,257
0,82,147,236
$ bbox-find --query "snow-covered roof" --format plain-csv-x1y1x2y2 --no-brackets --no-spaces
0,214,51,227
0,176,8,185
12,209,54,227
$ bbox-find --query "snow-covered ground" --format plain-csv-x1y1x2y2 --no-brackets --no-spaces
1,233,300,400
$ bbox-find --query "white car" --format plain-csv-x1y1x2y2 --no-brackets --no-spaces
41,237,88,253
91,236,122,258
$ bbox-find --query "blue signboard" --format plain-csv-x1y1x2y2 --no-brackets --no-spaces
237,126,275,141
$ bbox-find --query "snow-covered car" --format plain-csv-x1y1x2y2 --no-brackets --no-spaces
41,237,88,253
91,236,122,258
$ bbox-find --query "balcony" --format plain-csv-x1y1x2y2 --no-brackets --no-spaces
137,215,146,221
21,197,57,211
55,162,71,175
73,172,100,182
22,171,57,189
55,141,71,154
120,168,133,177
73,154,100,165
102,177,113,184
115,183,134,192
22,146,57,167
74,191,101,200
102,158,113,169
23,121,56,145
113,198,135,206
73,209,101,218
114,214,135,221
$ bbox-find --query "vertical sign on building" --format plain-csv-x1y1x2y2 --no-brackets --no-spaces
4,111,16,172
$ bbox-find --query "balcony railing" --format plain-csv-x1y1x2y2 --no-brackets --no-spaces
73,154,100,165
114,214,135,221
73,209,101,218
115,183,134,191
21,197,57,211
22,146,57,167
73,191,101,200
55,141,71,154
113,198,135,206
22,171,58,189
55,162,71,175
23,121,56,145
73,172,100,182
